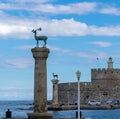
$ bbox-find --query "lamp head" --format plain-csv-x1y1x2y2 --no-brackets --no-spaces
76,70,81,80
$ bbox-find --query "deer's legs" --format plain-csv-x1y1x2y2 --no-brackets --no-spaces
43,40,46,47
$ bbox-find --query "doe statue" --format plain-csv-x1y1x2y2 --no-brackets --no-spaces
32,27,47,47
52,73,58,79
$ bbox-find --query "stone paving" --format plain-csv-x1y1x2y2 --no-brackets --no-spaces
1,118,91,119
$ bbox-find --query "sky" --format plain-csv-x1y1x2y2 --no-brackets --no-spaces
0,0,120,100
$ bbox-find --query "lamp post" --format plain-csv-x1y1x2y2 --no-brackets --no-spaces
76,70,81,119
67,90,69,106
67,82,70,106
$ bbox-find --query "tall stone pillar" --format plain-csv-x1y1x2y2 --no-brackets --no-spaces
28,47,53,119
51,79,59,107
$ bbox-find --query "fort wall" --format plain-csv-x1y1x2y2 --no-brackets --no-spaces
91,68,120,81
58,81,120,105
57,57,120,105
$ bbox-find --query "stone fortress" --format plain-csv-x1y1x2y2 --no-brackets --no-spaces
53,57,120,105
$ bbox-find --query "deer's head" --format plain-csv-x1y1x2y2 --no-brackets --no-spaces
32,29,36,33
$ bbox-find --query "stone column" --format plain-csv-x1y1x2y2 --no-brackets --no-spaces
28,47,53,119
51,79,59,107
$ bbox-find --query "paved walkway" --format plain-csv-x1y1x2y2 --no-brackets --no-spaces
53,114,91,119
0,117,92,119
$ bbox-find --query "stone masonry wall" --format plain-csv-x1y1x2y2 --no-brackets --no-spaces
58,58,120,105
58,80,120,105
91,68,120,81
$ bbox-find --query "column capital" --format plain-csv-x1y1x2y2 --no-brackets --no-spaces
31,47,50,59
51,79,59,84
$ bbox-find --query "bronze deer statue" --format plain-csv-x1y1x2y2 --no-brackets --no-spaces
32,27,47,47
52,73,58,79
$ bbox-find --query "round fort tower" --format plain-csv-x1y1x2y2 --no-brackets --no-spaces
107,57,114,69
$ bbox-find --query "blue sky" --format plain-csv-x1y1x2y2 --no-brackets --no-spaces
0,0,120,100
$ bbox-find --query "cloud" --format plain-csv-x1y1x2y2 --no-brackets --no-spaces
3,58,33,69
1,1,120,16
73,51,109,59
0,19,29,39
0,2,96,14
89,41,112,47
89,25,120,36
0,0,50,4
46,19,120,36
1,1,120,17
0,1,120,39
48,45,110,60
48,45,70,54
100,7,120,16
30,2,96,14
16,45,34,50
48,60,59,65
0,87,33,100
0,17,120,39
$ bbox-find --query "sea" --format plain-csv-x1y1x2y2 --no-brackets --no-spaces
1,100,120,119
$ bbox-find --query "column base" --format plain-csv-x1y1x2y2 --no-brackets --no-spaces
28,112,53,119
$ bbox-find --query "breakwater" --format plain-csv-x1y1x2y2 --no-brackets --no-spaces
1,100,120,119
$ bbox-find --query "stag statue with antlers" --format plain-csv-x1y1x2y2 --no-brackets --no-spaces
52,73,58,79
32,27,47,47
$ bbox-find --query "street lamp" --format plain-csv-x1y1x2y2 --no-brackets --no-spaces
67,90,69,106
76,70,81,119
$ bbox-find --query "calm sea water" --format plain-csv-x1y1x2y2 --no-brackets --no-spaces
0,100,120,119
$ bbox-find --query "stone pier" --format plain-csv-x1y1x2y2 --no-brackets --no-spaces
51,79,59,107
28,47,53,119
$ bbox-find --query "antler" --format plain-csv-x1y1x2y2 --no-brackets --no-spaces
37,27,42,31
32,27,41,33
32,29,35,33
